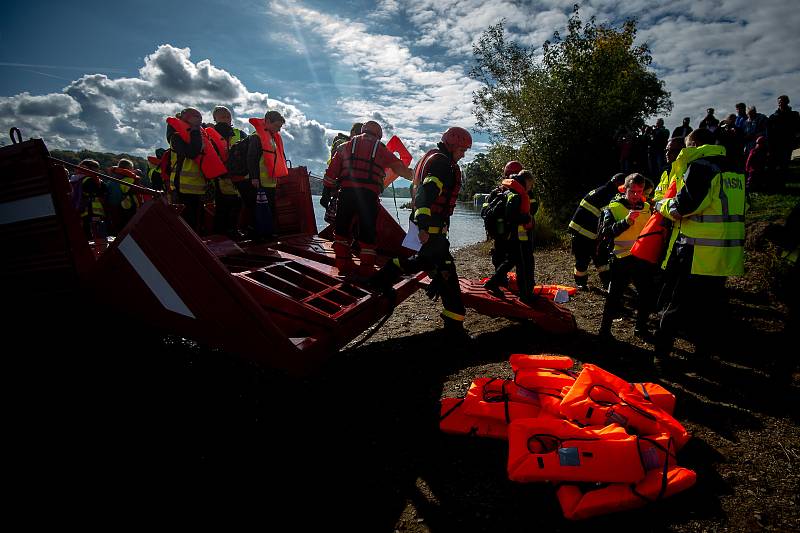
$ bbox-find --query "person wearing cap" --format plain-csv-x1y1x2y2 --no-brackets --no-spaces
597,173,655,340
371,126,474,340
567,173,626,290
486,160,524,275
321,120,412,278
483,170,538,303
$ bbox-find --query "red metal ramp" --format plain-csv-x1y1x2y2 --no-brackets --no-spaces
420,278,577,333
0,138,95,301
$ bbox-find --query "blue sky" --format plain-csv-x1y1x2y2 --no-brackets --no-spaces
2,0,799,176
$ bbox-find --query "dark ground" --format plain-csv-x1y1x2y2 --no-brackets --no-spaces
13,211,798,530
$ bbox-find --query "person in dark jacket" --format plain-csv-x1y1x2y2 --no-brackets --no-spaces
568,173,626,290
768,95,800,188
166,107,205,231
597,173,655,340
484,170,538,303
698,107,720,132
210,105,248,238
672,117,693,139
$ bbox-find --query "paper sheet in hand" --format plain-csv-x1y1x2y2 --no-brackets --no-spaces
402,221,422,251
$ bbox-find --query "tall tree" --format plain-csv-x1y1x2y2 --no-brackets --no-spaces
471,6,672,221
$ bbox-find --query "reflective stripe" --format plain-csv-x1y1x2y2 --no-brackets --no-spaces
441,309,465,321
693,214,745,223
0,194,55,225
428,226,441,234
580,198,601,217
416,207,431,217
118,235,195,319
392,257,403,271
677,236,745,247
360,247,377,256
568,220,597,240
423,176,444,194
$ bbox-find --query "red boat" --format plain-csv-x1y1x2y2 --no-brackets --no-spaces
1,132,575,374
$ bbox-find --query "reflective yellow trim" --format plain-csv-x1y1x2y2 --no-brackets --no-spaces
580,198,601,217
441,309,465,321
392,258,403,271
568,220,597,240
427,226,441,234
423,176,444,194
415,207,431,217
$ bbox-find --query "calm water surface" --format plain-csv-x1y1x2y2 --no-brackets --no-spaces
311,195,486,250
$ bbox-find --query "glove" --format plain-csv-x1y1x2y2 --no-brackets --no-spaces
320,186,332,208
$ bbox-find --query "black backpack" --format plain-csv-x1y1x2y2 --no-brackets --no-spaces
481,186,508,238
225,136,250,176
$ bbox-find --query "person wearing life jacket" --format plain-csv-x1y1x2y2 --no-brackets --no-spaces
568,173,626,291
486,160,524,276
597,173,656,340
321,120,412,277
483,170,538,304
206,105,249,238
108,158,141,233
70,158,108,240
146,148,166,191
371,127,474,340
652,128,745,365
242,110,289,238
320,122,364,225
166,107,207,232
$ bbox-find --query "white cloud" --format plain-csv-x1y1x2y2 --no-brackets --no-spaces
1,44,333,171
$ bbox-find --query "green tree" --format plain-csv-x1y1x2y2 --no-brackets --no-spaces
471,6,672,222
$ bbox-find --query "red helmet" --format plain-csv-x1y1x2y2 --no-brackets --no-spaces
361,120,383,139
504,160,523,176
441,127,472,151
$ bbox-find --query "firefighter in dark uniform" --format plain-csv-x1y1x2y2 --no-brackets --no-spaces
321,120,412,278
568,173,626,290
372,126,473,339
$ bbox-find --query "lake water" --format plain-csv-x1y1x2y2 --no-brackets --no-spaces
311,195,487,250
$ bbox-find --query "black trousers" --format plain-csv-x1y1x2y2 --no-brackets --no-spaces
490,237,535,300
601,255,655,330
395,235,465,320
571,233,608,274
656,244,728,354
213,193,242,236
335,188,378,245
177,192,204,233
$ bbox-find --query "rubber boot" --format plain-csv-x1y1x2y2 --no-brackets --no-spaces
368,260,401,294
356,248,377,279
598,270,612,293
333,240,356,276
574,272,589,290
441,316,474,343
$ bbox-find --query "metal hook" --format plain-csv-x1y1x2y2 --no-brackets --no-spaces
9,127,22,144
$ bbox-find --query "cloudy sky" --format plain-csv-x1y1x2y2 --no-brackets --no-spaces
1,0,798,175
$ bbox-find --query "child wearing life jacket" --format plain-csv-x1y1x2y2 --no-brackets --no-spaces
109,158,141,232
69,158,108,240
484,170,538,304
598,173,656,340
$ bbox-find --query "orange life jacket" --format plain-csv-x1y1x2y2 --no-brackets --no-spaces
556,456,696,520
630,180,677,263
509,354,575,371
559,364,691,450
411,148,461,219
460,378,558,430
514,368,576,392
439,397,511,440
632,382,676,415
507,418,646,483
110,167,142,209
165,117,227,180
204,126,229,161
336,133,387,194
249,117,288,184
